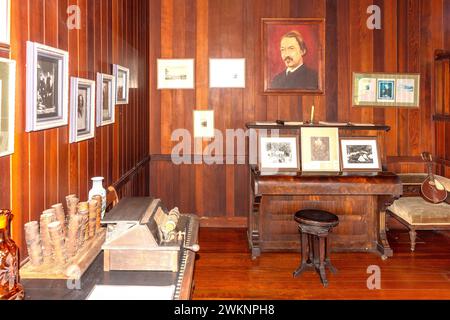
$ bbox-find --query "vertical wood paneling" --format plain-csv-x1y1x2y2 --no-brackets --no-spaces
149,0,450,226
3,0,150,257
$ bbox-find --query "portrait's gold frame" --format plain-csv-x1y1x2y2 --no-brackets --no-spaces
262,18,325,95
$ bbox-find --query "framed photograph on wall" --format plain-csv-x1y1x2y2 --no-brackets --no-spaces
262,18,325,95
0,0,10,46
113,64,129,105
353,73,420,108
157,59,194,89
0,58,15,157
258,135,300,173
26,41,69,132
209,58,246,88
301,127,340,172
69,77,95,143
96,73,115,127
193,110,215,138
340,137,381,172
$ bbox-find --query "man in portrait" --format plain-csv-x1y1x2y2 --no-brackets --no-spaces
270,31,318,90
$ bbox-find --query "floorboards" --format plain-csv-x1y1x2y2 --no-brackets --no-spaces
192,228,450,300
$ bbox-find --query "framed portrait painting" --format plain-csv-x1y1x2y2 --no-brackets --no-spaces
157,59,194,89
258,135,300,173
340,137,381,172
113,64,129,105
26,41,69,132
96,73,115,127
0,0,10,46
0,58,15,157
301,127,340,172
262,18,325,95
69,77,95,143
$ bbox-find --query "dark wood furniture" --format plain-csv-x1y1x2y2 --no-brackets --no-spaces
248,167,403,259
293,209,339,287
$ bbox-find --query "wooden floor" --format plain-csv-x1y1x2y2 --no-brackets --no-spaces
192,228,450,300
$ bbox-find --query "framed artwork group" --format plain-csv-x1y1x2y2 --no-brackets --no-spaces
258,129,381,174
16,41,131,152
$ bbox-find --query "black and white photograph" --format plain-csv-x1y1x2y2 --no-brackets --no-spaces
113,64,129,104
340,137,381,172
0,58,15,157
157,59,194,89
36,56,59,119
26,41,69,132
96,73,115,127
377,79,395,102
311,137,330,162
193,110,214,138
69,77,95,143
259,136,300,173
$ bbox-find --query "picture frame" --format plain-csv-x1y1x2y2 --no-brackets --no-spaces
258,135,300,173
113,64,130,105
69,77,96,143
262,18,325,95
96,73,115,127
193,110,215,138
352,72,420,108
339,137,382,172
0,0,10,46
209,58,246,88
157,59,194,89
26,41,69,132
301,127,340,172
0,57,15,157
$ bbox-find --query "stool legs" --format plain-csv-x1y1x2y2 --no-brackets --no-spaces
294,230,337,287
293,232,312,277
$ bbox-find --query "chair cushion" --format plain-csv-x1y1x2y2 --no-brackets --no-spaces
435,175,450,191
388,197,450,225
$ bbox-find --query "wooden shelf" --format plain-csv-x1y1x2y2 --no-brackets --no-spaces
246,122,390,131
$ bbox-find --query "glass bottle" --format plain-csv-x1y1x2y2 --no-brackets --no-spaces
88,177,106,219
0,209,25,300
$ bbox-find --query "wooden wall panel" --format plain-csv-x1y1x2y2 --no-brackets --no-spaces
149,0,450,227
1,0,150,258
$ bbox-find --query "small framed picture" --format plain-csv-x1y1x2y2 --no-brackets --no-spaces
69,77,95,143
193,110,215,138
258,135,300,173
0,57,15,157
96,73,115,127
353,72,420,108
157,59,194,89
301,127,340,172
209,59,246,88
26,41,69,132
113,64,129,105
0,0,10,46
377,79,395,103
340,137,382,172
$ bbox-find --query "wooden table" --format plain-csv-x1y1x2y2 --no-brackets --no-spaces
22,198,199,300
248,168,402,259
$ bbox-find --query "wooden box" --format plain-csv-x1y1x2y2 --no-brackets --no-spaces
101,197,197,272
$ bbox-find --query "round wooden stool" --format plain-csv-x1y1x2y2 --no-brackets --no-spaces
293,209,339,287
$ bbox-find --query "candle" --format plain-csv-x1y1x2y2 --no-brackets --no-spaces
310,105,315,124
